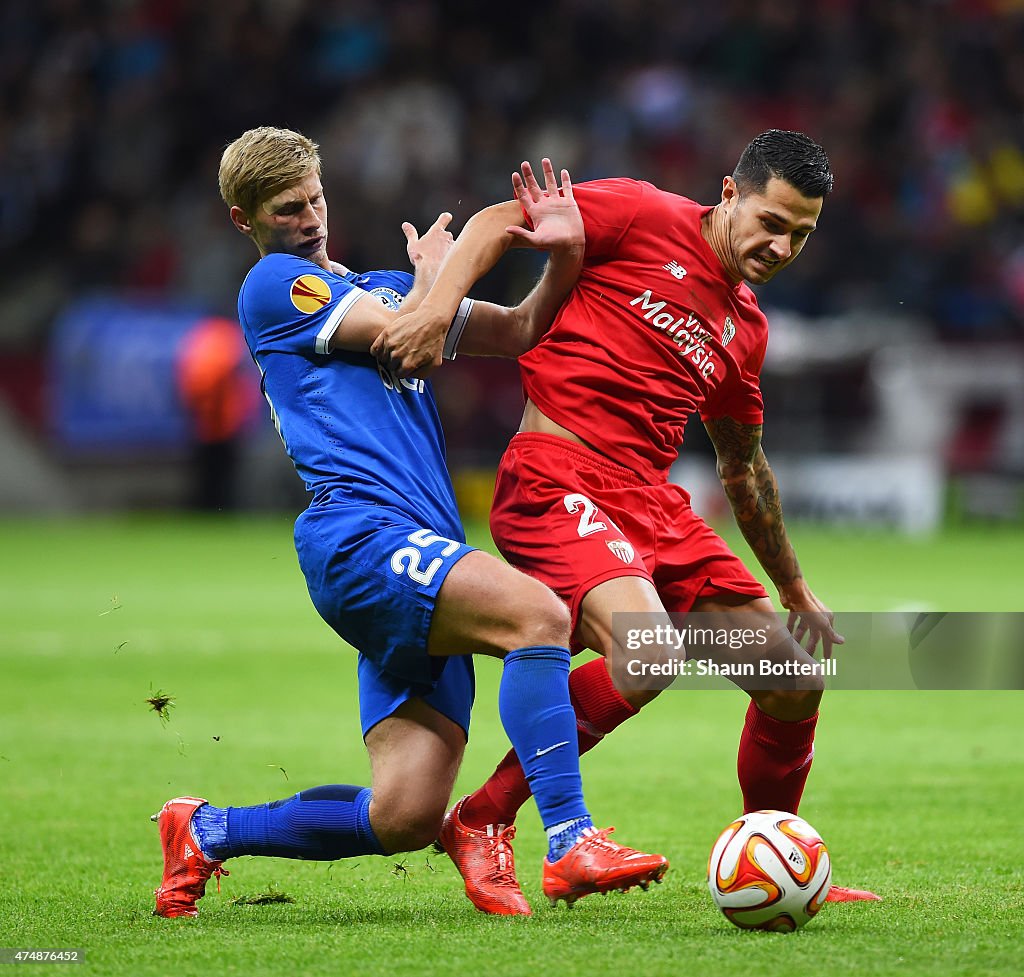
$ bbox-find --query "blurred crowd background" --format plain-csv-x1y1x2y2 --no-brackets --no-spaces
1,0,1022,528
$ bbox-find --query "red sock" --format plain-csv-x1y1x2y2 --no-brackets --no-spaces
460,657,637,828
737,700,817,814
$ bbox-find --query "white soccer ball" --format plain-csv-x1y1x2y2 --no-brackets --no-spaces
707,809,832,932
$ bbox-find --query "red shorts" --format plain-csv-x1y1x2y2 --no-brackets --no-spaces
489,433,768,643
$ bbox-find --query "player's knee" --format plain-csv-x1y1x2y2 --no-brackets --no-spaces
791,683,824,715
384,822,442,854
507,582,571,650
369,777,449,854
372,802,444,854
758,683,823,721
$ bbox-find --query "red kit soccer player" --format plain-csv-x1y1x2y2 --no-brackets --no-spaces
374,133,880,912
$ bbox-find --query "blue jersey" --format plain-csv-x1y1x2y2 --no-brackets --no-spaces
237,252,462,536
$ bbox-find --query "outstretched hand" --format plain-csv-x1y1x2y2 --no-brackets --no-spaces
505,158,584,253
780,582,845,660
368,211,456,378
403,211,454,280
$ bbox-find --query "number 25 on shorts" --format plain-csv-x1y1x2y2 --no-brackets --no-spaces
390,528,460,585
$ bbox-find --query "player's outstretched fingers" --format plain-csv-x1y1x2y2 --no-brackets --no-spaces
516,159,540,201
429,211,453,232
805,628,820,657
508,169,537,241
510,169,526,207
558,165,574,200
819,616,844,660
540,157,559,195
401,221,419,245
787,609,810,649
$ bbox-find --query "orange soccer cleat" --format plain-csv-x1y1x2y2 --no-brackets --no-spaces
152,796,229,918
436,796,531,916
826,884,882,903
542,827,668,906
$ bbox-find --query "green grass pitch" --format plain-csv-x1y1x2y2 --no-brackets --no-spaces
1,515,1022,976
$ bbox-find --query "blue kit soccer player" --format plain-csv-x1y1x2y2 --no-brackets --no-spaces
152,127,667,918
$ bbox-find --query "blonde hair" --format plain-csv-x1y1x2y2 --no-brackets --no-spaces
218,127,321,215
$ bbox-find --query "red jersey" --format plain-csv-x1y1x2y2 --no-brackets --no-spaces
518,178,768,484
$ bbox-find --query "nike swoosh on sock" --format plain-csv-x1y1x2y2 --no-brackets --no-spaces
535,741,570,757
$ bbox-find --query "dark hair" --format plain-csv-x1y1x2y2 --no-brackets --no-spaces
733,130,833,198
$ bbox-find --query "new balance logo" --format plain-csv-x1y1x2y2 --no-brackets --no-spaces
183,843,195,859
663,260,687,280
535,741,570,757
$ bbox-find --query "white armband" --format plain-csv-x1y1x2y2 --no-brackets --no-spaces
442,298,474,360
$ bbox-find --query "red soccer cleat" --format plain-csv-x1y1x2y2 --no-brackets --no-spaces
436,796,531,916
152,796,229,918
542,827,668,906
826,885,882,903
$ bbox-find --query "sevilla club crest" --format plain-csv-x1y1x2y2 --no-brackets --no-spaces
607,539,635,564
721,316,736,347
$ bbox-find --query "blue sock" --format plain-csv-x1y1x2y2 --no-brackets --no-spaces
547,817,596,861
192,785,384,861
498,645,591,860
190,802,228,859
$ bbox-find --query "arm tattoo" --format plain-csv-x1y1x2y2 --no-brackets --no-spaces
704,416,802,587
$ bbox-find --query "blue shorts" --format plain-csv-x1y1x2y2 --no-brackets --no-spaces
294,503,476,738
356,650,474,740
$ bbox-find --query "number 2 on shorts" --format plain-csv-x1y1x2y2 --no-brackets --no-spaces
563,493,608,537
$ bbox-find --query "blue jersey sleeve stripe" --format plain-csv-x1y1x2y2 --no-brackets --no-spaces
316,289,366,355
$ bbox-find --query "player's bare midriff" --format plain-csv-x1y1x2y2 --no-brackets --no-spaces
519,399,602,454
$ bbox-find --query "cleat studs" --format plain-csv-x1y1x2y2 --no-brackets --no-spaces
150,813,160,822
